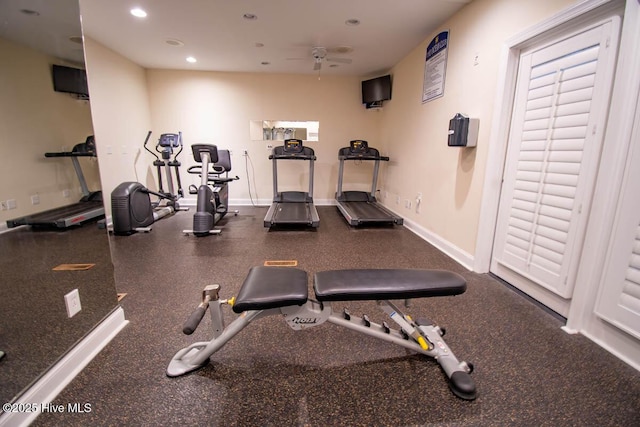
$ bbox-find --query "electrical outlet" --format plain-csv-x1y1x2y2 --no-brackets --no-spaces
64,289,82,318
31,194,40,205
0,201,6,211
405,199,412,209
243,150,248,156
7,199,16,209
63,189,71,198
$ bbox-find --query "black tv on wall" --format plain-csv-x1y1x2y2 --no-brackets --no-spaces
362,74,391,108
52,64,89,98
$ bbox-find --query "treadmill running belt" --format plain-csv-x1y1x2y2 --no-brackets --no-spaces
7,201,104,228
272,202,311,224
342,201,397,223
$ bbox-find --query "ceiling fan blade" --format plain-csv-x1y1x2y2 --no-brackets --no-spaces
285,57,307,61
326,57,352,64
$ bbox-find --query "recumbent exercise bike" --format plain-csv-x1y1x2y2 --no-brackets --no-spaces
183,144,239,236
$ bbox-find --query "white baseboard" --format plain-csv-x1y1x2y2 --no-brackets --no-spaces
0,307,128,427
401,216,475,271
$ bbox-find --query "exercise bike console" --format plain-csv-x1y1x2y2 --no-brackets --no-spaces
191,144,219,164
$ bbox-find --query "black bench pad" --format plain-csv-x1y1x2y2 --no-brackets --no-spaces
314,269,466,301
233,266,308,313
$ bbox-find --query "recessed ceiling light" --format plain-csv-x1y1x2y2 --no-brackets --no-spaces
186,56,197,63
166,38,185,47
130,8,147,18
243,13,257,20
20,9,40,16
345,18,360,26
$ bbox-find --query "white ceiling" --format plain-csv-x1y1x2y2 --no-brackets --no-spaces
1,0,472,77
0,0,86,65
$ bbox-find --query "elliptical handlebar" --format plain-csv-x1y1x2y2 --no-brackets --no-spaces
173,132,184,160
142,130,158,160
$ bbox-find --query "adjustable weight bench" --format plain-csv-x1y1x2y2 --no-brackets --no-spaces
167,266,477,400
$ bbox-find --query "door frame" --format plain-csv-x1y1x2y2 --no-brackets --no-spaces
474,0,625,276
475,0,640,370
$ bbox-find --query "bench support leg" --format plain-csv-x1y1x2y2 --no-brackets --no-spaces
167,309,274,377
326,300,476,400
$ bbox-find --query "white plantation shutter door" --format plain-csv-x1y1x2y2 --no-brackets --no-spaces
492,18,620,304
595,112,640,340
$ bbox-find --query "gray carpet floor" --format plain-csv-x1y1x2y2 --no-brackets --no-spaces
32,206,640,426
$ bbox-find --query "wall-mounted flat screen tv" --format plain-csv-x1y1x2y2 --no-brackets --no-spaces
52,64,89,98
362,75,391,106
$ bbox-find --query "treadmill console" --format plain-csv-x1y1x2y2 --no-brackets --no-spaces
349,140,368,154
283,139,304,154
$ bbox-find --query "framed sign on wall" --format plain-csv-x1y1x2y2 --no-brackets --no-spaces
422,30,449,103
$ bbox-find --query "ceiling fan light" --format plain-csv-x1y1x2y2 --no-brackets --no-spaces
166,38,185,47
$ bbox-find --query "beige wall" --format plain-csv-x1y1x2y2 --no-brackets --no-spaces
378,0,577,256
145,70,380,203
83,37,152,216
84,37,382,213
0,37,97,224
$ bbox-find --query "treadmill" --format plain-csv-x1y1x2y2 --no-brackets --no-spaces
7,136,104,229
335,140,403,226
264,139,320,228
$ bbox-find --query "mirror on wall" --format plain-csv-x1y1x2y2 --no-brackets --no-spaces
0,0,119,405
250,120,320,141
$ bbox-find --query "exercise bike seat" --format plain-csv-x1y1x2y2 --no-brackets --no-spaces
314,269,466,301
233,267,308,313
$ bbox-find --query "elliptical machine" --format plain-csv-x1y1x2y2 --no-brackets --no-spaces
183,144,238,236
111,131,186,235
144,131,184,203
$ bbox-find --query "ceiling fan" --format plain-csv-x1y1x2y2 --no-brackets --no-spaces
288,47,353,71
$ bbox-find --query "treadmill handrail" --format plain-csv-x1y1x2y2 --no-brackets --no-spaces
269,153,316,160
45,152,96,157
339,154,389,161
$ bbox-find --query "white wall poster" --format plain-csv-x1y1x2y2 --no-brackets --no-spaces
422,31,449,103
